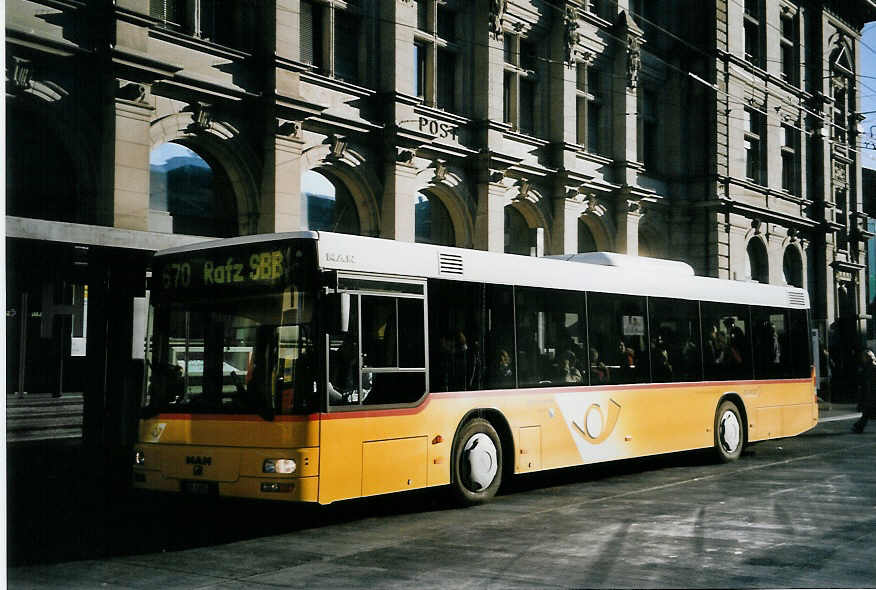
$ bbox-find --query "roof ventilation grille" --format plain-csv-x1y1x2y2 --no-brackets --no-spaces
787,290,806,307
438,252,464,275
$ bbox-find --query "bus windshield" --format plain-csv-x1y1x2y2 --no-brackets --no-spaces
144,240,319,417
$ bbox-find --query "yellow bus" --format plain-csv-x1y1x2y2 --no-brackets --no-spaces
133,231,817,505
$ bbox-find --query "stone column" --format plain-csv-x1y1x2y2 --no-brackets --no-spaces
260,123,307,233
112,85,153,231
614,189,641,255
381,151,419,242
611,11,644,187
550,188,585,255
473,176,507,253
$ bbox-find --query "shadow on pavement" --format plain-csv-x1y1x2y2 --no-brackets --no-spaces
7,418,867,567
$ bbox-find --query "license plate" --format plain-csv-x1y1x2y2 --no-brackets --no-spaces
181,480,216,495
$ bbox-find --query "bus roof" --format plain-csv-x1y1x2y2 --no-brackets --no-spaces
155,231,809,309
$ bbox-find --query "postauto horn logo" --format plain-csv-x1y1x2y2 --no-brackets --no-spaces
572,399,621,444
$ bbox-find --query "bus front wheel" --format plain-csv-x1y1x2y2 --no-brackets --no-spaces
714,400,744,462
451,418,503,505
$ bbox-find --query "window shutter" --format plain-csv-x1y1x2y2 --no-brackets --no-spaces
301,1,314,64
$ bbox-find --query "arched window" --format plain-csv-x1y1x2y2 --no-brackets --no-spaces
149,142,237,237
415,191,455,246
745,239,769,283
578,219,597,253
300,169,360,235
504,206,535,256
782,247,803,287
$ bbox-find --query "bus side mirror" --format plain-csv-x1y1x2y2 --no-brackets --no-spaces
327,292,351,333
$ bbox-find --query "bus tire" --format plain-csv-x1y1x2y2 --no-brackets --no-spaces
451,418,503,506
714,399,744,463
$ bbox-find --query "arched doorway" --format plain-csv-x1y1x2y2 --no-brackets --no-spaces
782,247,803,287
578,219,598,253
745,239,769,283
504,205,536,256
300,168,361,235
149,142,238,237
415,191,455,246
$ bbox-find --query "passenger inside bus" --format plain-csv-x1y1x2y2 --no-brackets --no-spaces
590,348,609,384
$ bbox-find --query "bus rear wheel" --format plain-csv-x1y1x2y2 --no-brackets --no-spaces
451,418,503,506
714,400,744,462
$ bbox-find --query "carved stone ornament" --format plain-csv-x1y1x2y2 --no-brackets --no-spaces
327,134,347,159
517,179,531,199
433,159,448,182
277,120,301,137
9,57,33,91
489,0,507,40
117,81,147,102
626,37,641,89
396,149,415,164
184,102,213,131
564,7,581,64
751,218,762,235
586,193,600,212
832,160,847,185
489,170,505,183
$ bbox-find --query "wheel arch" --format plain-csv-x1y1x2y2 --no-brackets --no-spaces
453,408,515,480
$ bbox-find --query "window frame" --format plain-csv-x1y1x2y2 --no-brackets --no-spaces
779,7,798,85
413,0,460,112
743,0,764,68
325,277,428,411
503,32,540,135
781,122,799,195
300,0,368,86
744,106,766,185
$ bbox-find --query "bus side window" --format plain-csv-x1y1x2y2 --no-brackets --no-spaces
787,309,811,378
587,293,649,385
360,294,426,405
328,294,361,405
484,284,515,390
701,302,752,381
515,287,587,388
751,307,790,379
648,297,702,383
427,280,484,393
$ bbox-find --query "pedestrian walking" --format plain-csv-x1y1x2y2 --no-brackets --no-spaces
852,349,876,433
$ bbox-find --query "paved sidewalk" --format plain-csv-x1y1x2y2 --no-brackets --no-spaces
817,402,861,423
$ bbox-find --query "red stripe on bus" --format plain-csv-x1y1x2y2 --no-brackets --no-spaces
153,413,319,422
319,376,812,419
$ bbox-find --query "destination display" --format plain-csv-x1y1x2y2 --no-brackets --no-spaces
155,241,315,296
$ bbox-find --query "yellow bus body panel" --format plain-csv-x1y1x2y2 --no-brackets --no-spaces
134,377,816,504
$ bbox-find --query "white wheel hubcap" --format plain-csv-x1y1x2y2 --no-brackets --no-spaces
719,410,741,453
463,433,498,492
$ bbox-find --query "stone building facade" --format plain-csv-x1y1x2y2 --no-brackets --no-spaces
6,0,876,435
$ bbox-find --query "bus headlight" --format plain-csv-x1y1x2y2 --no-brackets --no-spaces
263,458,296,474
134,448,146,466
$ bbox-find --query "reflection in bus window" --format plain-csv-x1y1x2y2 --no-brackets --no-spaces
145,292,315,415
428,280,484,392
701,302,751,381
648,297,702,382
752,307,789,379
329,292,426,407
588,293,649,384
515,287,587,388
484,284,515,389
328,294,361,405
